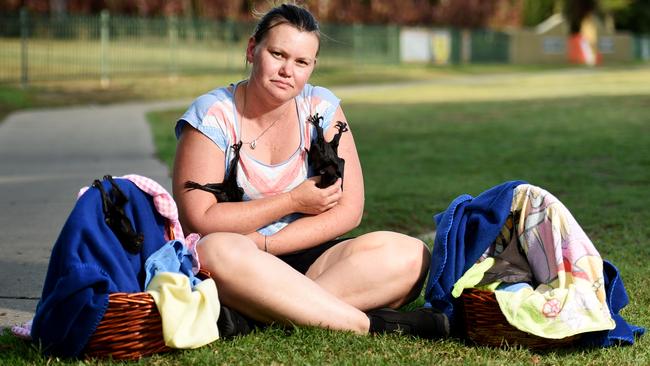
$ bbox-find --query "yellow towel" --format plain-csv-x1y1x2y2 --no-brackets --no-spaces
451,258,496,298
146,272,220,348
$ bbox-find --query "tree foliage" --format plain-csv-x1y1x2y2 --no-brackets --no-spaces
563,0,598,33
0,0,520,27
611,0,650,33
1,0,647,33
522,0,557,27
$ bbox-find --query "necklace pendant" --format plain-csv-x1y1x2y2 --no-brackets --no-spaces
250,140,256,149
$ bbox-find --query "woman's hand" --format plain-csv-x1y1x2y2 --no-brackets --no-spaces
289,177,342,215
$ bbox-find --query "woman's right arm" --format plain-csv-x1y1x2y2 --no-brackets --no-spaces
173,124,340,236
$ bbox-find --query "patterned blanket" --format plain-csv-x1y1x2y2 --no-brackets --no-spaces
489,184,615,338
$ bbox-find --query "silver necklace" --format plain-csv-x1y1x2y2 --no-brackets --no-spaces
240,84,289,150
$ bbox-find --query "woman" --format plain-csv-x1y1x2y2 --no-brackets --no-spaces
173,3,448,338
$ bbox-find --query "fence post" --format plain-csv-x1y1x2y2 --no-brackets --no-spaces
100,10,110,88
641,36,650,61
20,7,29,88
353,24,363,65
168,15,179,81
225,18,235,71
387,24,400,64
461,29,472,64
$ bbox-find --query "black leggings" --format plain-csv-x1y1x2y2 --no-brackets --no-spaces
277,238,350,275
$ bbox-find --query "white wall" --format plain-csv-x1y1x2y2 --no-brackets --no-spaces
400,28,452,64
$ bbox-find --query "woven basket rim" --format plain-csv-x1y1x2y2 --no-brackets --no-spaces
84,263,211,360
85,291,170,360
460,288,579,349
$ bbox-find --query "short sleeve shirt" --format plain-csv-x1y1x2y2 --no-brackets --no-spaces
176,82,341,235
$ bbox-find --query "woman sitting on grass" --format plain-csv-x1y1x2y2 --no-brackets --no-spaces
172,3,449,338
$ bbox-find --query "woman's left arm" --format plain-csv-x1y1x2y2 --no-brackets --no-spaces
249,106,365,255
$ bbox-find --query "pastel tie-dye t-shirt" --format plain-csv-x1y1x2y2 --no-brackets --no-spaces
176,82,341,235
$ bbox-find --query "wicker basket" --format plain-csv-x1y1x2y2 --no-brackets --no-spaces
83,216,210,360
460,288,580,349
84,292,170,360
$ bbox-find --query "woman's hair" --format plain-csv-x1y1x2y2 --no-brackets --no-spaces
252,3,321,55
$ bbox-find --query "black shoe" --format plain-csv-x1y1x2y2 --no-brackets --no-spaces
367,307,450,339
217,305,254,339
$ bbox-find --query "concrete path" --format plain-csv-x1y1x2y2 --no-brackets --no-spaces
0,100,188,330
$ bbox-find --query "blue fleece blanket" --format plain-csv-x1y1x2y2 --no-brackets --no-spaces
424,180,525,323
31,178,168,357
580,260,645,346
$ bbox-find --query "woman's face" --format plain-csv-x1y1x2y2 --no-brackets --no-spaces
247,23,319,104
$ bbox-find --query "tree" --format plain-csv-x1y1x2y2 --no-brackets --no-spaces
522,0,557,26
430,0,499,28
598,0,631,31
563,0,597,33
611,0,650,33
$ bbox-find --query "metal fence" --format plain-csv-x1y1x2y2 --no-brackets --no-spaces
444,29,510,64
634,35,650,61
8,10,645,85
469,29,510,63
0,10,403,84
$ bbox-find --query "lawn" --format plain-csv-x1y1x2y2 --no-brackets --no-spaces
0,62,580,122
2,65,649,365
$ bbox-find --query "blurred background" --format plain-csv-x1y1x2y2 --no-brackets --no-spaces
1,0,648,86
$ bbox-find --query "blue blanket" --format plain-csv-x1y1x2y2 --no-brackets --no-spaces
31,178,168,357
424,180,524,322
580,260,645,346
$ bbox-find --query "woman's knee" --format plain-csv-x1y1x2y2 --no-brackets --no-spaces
355,231,430,279
388,233,429,281
197,232,257,277
372,232,430,306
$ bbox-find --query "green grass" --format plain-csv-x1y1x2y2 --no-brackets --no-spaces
145,72,649,365
0,62,599,118
9,325,649,365
0,85,32,121
148,87,650,262
2,65,650,365
0,63,483,122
